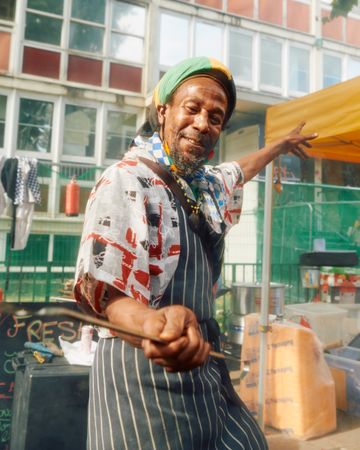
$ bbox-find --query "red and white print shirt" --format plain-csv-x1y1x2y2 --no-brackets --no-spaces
74,146,244,327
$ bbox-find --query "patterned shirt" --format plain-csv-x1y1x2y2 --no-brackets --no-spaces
74,136,244,321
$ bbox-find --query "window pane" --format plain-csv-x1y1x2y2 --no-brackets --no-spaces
17,98,53,153
69,22,104,53
25,12,62,45
289,46,309,93
111,34,143,63
229,31,252,83
0,0,16,20
0,95,6,148
112,2,145,37
323,54,341,87
160,13,189,66
195,22,223,61
28,0,63,15
260,38,282,87
63,105,96,157
106,111,137,159
71,0,105,24
348,58,360,80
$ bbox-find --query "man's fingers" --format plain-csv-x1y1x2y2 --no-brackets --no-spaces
160,306,198,340
291,146,308,159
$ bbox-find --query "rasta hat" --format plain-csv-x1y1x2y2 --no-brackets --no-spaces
153,56,236,126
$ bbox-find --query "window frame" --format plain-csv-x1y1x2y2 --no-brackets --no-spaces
193,18,225,63
228,28,255,89
346,55,360,80
158,9,191,69
104,106,138,164
15,93,57,159
61,100,99,164
259,34,283,94
322,51,343,88
288,42,311,96
0,92,8,150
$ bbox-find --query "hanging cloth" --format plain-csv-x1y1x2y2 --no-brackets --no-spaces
1,157,19,249
0,154,6,216
12,157,41,250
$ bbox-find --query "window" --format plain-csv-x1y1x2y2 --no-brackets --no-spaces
159,12,189,66
106,111,137,160
25,0,64,45
23,1,147,88
260,37,282,89
289,46,310,93
0,96,6,148
17,98,54,153
63,105,96,157
229,31,253,84
110,2,145,63
195,21,223,61
69,0,105,54
323,53,342,87
0,0,15,21
348,57,360,80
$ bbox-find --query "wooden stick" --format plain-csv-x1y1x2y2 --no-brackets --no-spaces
1,303,231,361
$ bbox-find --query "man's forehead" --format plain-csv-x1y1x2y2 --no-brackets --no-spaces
172,76,228,101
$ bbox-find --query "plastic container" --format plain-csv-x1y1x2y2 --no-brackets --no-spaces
336,304,360,344
300,266,320,288
325,346,360,417
284,302,347,347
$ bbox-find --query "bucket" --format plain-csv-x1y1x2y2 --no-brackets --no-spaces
231,282,285,316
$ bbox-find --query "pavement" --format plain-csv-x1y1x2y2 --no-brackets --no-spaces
266,411,360,450
229,368,360,450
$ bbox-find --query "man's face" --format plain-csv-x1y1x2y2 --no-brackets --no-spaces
157,76,228,176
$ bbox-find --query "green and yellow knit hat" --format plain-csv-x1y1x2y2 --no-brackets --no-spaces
153,56,236,126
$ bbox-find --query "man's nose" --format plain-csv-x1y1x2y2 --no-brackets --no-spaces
193,112,209,133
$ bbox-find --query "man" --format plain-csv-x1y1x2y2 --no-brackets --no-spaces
74,56,317,449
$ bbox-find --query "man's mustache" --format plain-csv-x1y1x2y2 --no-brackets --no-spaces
180,132,211,149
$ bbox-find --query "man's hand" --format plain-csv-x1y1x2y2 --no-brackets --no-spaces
105,287,211,372
141,305,211,372
237,121,318,183
275,121,318,160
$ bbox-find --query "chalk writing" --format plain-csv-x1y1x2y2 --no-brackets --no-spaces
0,302,83,450
0,419,10,444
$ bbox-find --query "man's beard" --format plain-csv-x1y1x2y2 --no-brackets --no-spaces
169,146,207,176
169,133,213,176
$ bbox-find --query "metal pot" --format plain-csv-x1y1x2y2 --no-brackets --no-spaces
227,314,245,345
231,282,285,316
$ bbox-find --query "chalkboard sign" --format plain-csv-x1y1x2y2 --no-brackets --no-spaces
0,301,84,450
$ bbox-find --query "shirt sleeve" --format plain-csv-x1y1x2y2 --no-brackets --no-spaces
74,162,151,317
204,161,244,233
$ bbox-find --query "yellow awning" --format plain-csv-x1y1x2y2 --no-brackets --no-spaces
265,76,360,163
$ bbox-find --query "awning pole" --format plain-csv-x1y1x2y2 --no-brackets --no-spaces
257,161,274,429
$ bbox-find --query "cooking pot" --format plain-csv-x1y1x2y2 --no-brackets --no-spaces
227,314,245,345
231,282,285,316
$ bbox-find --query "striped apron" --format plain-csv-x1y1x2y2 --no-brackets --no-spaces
88,204,268,450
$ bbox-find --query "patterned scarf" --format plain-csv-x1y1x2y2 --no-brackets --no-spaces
133,132,224,233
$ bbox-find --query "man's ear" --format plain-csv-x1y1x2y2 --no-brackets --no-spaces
157,104,167,126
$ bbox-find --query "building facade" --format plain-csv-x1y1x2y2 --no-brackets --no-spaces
0,0,359,274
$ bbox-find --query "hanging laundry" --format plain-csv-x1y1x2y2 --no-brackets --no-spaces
0,156,41,250
1,157,19,249
0,154,7,215
1,157,18,202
